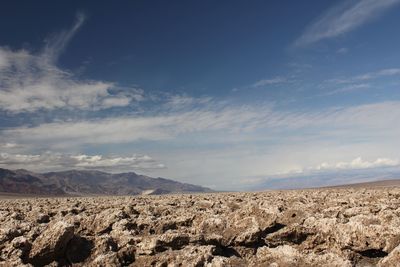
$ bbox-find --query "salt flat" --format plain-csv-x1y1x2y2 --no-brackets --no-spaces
1,188,400,266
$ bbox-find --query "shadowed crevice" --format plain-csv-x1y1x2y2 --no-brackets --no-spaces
358,249,388,258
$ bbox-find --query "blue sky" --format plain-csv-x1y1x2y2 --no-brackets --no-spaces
1,0,400,190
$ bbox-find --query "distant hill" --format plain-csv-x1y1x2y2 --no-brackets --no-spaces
0,168,212,196
324,179,400,189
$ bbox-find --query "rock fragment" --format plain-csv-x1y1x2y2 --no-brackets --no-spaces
28,221,74,266
36,214,50,224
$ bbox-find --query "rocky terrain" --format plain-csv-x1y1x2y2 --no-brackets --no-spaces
0,168,212,196
1,188,400,266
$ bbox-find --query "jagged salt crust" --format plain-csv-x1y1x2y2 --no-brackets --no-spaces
1,188,400,266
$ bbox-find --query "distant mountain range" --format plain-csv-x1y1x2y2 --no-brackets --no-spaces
244,167,400,191
324,179,400,189
0,168,212,196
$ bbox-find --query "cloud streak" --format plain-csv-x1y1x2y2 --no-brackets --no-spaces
3,100,400,148
326,83,370,95
2,104,277,145
43,12,86,63
295,0,400,46
252,77,288,88
0,152,165,172
326,68,400,86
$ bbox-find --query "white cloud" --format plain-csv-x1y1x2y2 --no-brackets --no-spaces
100,96,132,109
0,143,20,149
314,157,399,171
274,156,400,178
0,152,165,172
0,13,142,113
295,0,400,46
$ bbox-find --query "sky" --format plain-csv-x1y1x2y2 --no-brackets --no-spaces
1,0,400,190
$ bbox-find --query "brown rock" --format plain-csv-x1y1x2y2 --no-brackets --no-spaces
378,245,400,267
28,221,74,266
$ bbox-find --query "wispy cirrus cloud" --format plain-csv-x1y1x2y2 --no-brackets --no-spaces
162,94,212,111
336,47,349,54
232,76,291,92
327,68,400,85
252,77,288,88
326,83,370,95
0,13,143,113
355,68,400,81
2,103,277,146
3,100,400,148
295,0,400,46
43,12,86,63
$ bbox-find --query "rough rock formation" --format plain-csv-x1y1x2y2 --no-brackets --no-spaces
29,222,74,266
1,188,400,266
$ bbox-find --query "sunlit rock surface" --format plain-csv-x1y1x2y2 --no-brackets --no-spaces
1,188,400,266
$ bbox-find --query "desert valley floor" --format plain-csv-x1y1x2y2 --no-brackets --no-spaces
1,188,400,266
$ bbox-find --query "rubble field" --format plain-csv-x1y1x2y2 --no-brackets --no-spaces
1,188,400,266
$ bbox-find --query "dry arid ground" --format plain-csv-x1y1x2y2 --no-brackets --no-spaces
1,188,400,266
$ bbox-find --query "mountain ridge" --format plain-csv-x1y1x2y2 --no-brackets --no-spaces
0,167,212,196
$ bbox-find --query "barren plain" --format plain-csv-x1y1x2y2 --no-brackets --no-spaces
1,188,400,266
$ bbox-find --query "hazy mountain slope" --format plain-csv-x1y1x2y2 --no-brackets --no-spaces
0,168,212,196
247,168,400,191
325,179,400,189
0,168,65,195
